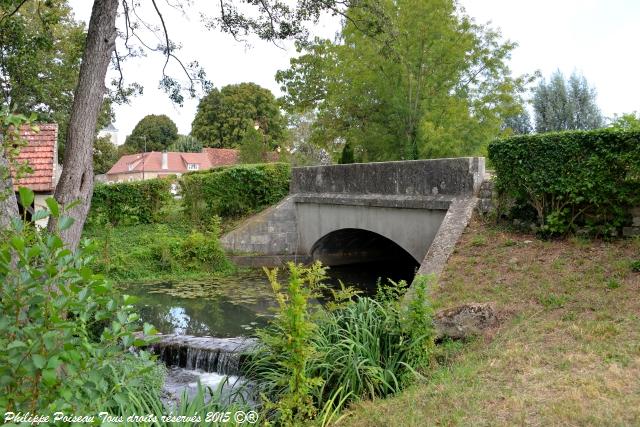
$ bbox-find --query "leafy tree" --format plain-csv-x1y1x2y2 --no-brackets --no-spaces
503,110,533,135
124,114,179,152
285,111,331,166
0,0,86,155
0,0,387,249
169,135,203,152
238,126,268,163
277,0,530,161
191,82,285,148
610,112,640,131
533,70,604,133
339,142,355,164
93,135,119,174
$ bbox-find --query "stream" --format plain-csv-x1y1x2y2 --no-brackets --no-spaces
120,260,417,401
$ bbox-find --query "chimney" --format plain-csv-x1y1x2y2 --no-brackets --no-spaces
162,151,168,170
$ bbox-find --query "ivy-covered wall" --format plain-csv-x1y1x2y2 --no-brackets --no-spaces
90,178,172,226
488,129,640,235
180,163,291,224
89,163,291,228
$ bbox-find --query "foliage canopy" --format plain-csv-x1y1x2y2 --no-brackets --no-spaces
532,70,604,133
277,0,530,161
124,114,179,152
169,135,203,153
93,135,119,174
0,1,85,149
191,82,286,149
238,126,269,164
610,112,640,131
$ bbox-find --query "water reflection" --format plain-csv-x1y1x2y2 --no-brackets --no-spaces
121,270,276,337
121,260,417,337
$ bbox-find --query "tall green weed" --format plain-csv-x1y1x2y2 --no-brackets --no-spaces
246,263,436,425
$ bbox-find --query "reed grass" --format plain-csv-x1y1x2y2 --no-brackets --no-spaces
245,263,435,425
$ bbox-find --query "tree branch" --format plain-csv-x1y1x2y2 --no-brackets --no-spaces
0,0,29,26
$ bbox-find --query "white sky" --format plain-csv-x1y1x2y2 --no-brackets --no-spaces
68,0,640,141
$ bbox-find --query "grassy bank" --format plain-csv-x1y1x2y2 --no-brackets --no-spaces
84,220,234,283
85,163,291,284
341,217,640,426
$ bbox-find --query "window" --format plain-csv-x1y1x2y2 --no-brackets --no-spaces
187,163,199,171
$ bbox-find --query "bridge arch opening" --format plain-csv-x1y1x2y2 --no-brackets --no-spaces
310,228,419,293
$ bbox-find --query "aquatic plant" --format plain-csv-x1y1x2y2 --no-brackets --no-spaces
246,264,436,425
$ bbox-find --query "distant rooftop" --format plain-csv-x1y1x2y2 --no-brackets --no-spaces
106,148,240,176
101,122,118,132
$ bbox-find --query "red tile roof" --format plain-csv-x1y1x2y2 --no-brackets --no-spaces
13,124,58,192
106,148,240,177
203,148,239,167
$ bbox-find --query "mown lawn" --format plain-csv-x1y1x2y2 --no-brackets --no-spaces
340,217,640,426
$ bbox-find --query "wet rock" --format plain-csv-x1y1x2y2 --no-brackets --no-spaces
434,302,497,340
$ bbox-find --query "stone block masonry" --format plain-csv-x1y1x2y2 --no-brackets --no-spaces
220,195,299,256
476,179,495,216
291,157,485,197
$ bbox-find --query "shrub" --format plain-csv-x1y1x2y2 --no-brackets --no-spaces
89,178,172,226
177,217,230,271
91,219,230,282
180,163,290,224
0,189,160,414
249,263,327,425
488,129,640,235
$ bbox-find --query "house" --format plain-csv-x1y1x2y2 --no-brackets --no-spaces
97,122,119,145
12,123,61,225
105,148,239,183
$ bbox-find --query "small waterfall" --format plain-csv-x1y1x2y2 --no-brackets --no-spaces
150,335,256,376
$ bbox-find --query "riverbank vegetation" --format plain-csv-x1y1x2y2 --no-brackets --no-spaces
85,218,231,283
0,191,162,415
84,163,291,282
244,263,437,425
0,189,255,423
341,217,640,426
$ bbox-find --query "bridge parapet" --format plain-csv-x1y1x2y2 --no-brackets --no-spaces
290,157,484,197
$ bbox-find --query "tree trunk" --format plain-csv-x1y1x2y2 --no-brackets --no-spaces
47,0,119,249
0,142,19,230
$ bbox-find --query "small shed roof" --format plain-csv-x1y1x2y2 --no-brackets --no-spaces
13,123,58,192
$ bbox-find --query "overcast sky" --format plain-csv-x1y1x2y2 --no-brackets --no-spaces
68,0,640,141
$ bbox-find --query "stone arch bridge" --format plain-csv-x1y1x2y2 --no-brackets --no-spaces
221,157,485,279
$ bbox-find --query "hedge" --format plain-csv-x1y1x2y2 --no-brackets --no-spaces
180,163,291,221
488,129,640,234
90,178,172,226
